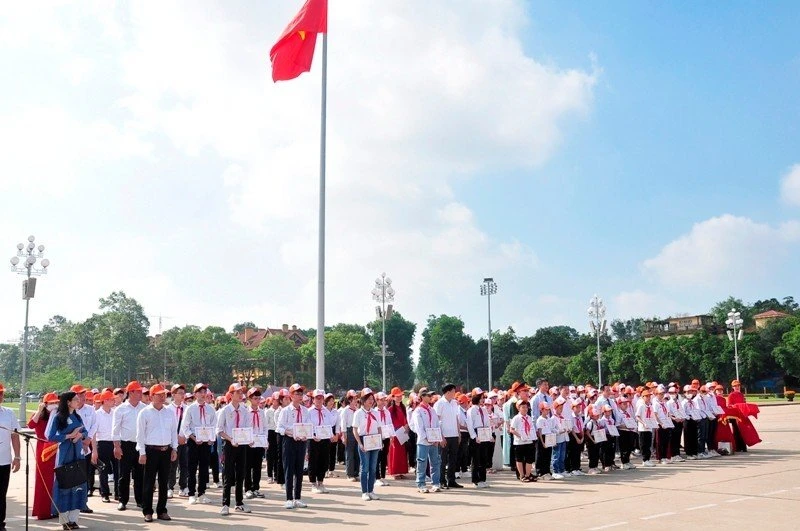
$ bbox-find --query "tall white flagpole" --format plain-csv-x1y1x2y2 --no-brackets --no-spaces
316,31,327,390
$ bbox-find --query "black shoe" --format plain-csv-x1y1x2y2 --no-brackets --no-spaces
449,482,464,488
117,503,126,511
144,514,153,522
62,525,71,531
102,496,111,503
136,503,143,508
68,523,80,530
80,508,93,514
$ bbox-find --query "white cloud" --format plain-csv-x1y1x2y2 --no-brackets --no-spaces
642,214,800,287
780,164,800,206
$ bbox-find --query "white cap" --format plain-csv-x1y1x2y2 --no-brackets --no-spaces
554,396,566,406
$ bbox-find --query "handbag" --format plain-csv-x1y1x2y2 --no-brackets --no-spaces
55,436,87,490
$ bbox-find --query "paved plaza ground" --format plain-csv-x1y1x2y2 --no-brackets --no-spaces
6,403,799,530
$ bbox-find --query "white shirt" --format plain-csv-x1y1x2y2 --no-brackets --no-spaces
264,407,278,431
0,406,20,465
410,404,439,445
466,404,490,439
433,397,459,438
112,400,146,442
327,407,341,434
306,405,331,428
94,408,114,441
457,407,469,432
166,402,188,435
248,407,267,436
535,415,552,435
276,404,310,436
510,413,534,444
635,401,654,432
180,402,216,439
78,404,97,439
352,407,380,437
135,404,178,455
340,406,358,433
216,403,252,438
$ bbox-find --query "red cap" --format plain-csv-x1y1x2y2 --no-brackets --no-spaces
70,384,87,394
289,383,305,394
126,381,143,393
149,384,167,395
43,392,59,404
228,383,244,394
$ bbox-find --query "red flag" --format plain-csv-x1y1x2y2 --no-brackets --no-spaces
269,0,328,82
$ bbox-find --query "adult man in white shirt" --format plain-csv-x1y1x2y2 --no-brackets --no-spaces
0,383,21,530
166,384,189,499
112,381,146,511
216,383,253,515
136,384,178,522
433,383,462,489
411,387,444,493
91,390,118,503
181,383,216,505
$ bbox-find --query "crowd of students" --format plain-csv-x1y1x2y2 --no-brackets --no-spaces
0,376,761,529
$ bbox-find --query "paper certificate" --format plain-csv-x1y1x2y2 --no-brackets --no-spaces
363,434,383,451
477,427,493,443
195,426,215,443
606,424,619,437
690,409,705,421
379,424,395,440
395,428,409,445
660,417,675,429
644,417,659,430
592,429,607,443
425,427,443,443
544,433,557,447
313,425,333,440
233,427,253,445
712,405,725,415
253,435,268,448
623,418,637,430
293,423,313,440
672,410,685,420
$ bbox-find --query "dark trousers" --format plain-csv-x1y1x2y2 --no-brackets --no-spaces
684,420,698,456
0,464,9,527
586,438,600,469
274,434,285,484
655,428,672,460
566,436,583,472
619,430,635,464
707,418,718,451
86,458,96,495
96,441,118,498
187,439,210,496
458,432,470,472
697,418,709,453
670,422,684,457
142,447,171,517
118,440,143,506
439,436,459,486
469,439,488,484
377,437,390,479
509,432,518,477
168,444,188,491
308,439,329,483
209,443,220,483
266,430,278,478
245,446,264,492
601,437,617,467
731,420,747,452
283,437,307,500
535,440,552,476
639,431,653,462
345,428,360,478
407,430,417,467
222,442,246,507
328,438,338,472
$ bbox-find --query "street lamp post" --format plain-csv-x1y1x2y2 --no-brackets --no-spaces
588,294,607,387
372,273,395,392
480,278,498,389
9,235,50,422
726,309,744,382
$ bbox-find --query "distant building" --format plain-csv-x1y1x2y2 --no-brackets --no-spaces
643,314,722,339
753,310,791,329
236,324,308,350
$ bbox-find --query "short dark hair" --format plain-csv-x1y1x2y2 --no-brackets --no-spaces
535,378,548,387
471,394,482,405
441,383,456,394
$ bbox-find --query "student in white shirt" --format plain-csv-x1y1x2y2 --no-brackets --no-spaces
136,384,178,522
466,389,491,488
652,386,673,464
351,388,382,501
340,390,360,481
599,404,617,471
566,399,585,476
181,383,216,505
374,392,393,487
681,385,700,459
433,383,462,489
667,387,686,462
307,389,334,493
456,394,471,478
616,397,637,470
508,400,535,482
550,397,569,479
693,384,711,458
277,383,311,509
166,384,188,499
410,387,444,493
91,390,118,503
535,402,553,479
244,388,267,499
324,393,340,479
583,405,602,474
0,382,21,530
264,394,279,484
216,383,253,515
635,390,656,467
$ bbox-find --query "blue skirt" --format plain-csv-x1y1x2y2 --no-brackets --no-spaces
51,477,88,514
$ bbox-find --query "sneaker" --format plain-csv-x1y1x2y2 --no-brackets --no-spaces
369,492,380,500
643,460,656,467
117,503,126,511
455,472,461,479
244,491,255,499
284,501,295,510
188,496,198,505
418,487,429,493
633,449,641,456
294,500,307,508
541,473,553,481
220,505,230,516
319,485,329,493
254,490,265,498
376,479,386,487
687,455,697,460
235,505,251,513
674,455,685,462
362,493,371,501
552,473,565,479
200,495,212,504
268,477,275,484
180,488,189,497
430,485,442,493
603,466,612,472
167,489,174,499
587,468,599,475
311,486,322,494
660,459,669,465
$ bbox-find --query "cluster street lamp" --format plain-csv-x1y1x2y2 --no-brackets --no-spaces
588,294,607,387
9,235,50,422
726,309,744,382
480,278,498,389
372,273,395,392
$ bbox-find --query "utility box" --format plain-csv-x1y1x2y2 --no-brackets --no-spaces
22,277,36,300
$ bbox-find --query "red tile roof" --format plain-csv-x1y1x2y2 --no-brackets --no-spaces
753,310,790,319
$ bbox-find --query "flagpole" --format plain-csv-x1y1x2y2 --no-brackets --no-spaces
316,31,327,390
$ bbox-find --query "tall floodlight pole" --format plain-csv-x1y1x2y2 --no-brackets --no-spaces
372,273,395,392
588,294,607,387
480,278,498,389
726,309,744,382
9,235,51,422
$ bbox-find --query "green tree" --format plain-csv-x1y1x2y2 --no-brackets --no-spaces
523,356,569,386
416,315,475,390
610,318,645,341
250,335,302,387
366,311,416,390
566,346,607,387
300,327,374,391
774,322,800,378
475,327,522,388
498,355,534,388
232,322,257,333
520,326,583,359
27,367,77,393
710,297,753,327
93,292,150,385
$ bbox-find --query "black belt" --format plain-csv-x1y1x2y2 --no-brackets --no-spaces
146,445,171,451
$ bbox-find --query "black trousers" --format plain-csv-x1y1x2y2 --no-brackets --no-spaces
655,428,672,460
245,446,264,492
697,418,709,453
407,430,417,467
439,436,459,486
377,437,390,479
566,436,584,471
142,447,171,517
283,437,306,501
670,422,684,457
707,418,718,451
118,440,143,506
274,434,285,484
328,437,338,472
731,420,747,452
468,439,488,484
458,432,470,472
86,458,96,495
639,431,653,462
266,430,278,478
586,438,600,469
535,440,552,476
602,437,617,467
509,432,518,476
168,443,188,491
210,443,220,483
684,419,698,456
96,441,118,498
187,439,210,496
619,430,635,464
0,464,9,528
308,439,329,483
222,442,246,507
345,428,360,478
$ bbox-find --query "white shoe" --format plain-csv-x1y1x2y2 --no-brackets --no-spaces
418,487,429,493
294,500,307,508
455,472,461,479
687,455,697,460
188,496,198,505
180,488,189,497
268,477,275,484
643,460,656,467
660,459,669,465
200,495,212,504
311,486,323,494
587,468,599,475
368,492,380,500
244,491,255,499
254,490,265,498
362,493,371,501
284,501,295,509
603,466,612,472
235,504,251,513
552,473,565,479
475,481,486,488
220,505,230,516
167,489,174,499
430,485,442,493
674,455,685,462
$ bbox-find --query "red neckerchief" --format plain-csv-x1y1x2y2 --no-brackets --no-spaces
252,408,260,428
522,416,531,436
420,403,432,424
365,409,377,433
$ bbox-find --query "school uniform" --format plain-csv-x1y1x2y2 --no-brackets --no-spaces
467,404,492,485
616,405,636,465
682,395,699,457
327,406,340,474
652,398,672,460
635,401,655,463
166,402,189,495
94,407,118,500
703,392,719,452
353,406,381,494
509,414,535,464
216,402,252,508
457,406,471,473
565,413,585,473
551,414,569,474
535,414,553,476
584,417,601,470
0,406,21,527
307,404,333,484
274,405,286,484
599,415,618,468
277,404,310,501
78,403,97,498
374,407,392,481
693,393,710,454
433,398,460,487
340,406,360,479
181,401,216,498
410,404,442,489
245,406,267,495
264,406,279,481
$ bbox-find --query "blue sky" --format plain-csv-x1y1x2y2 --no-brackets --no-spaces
0,1,798,351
